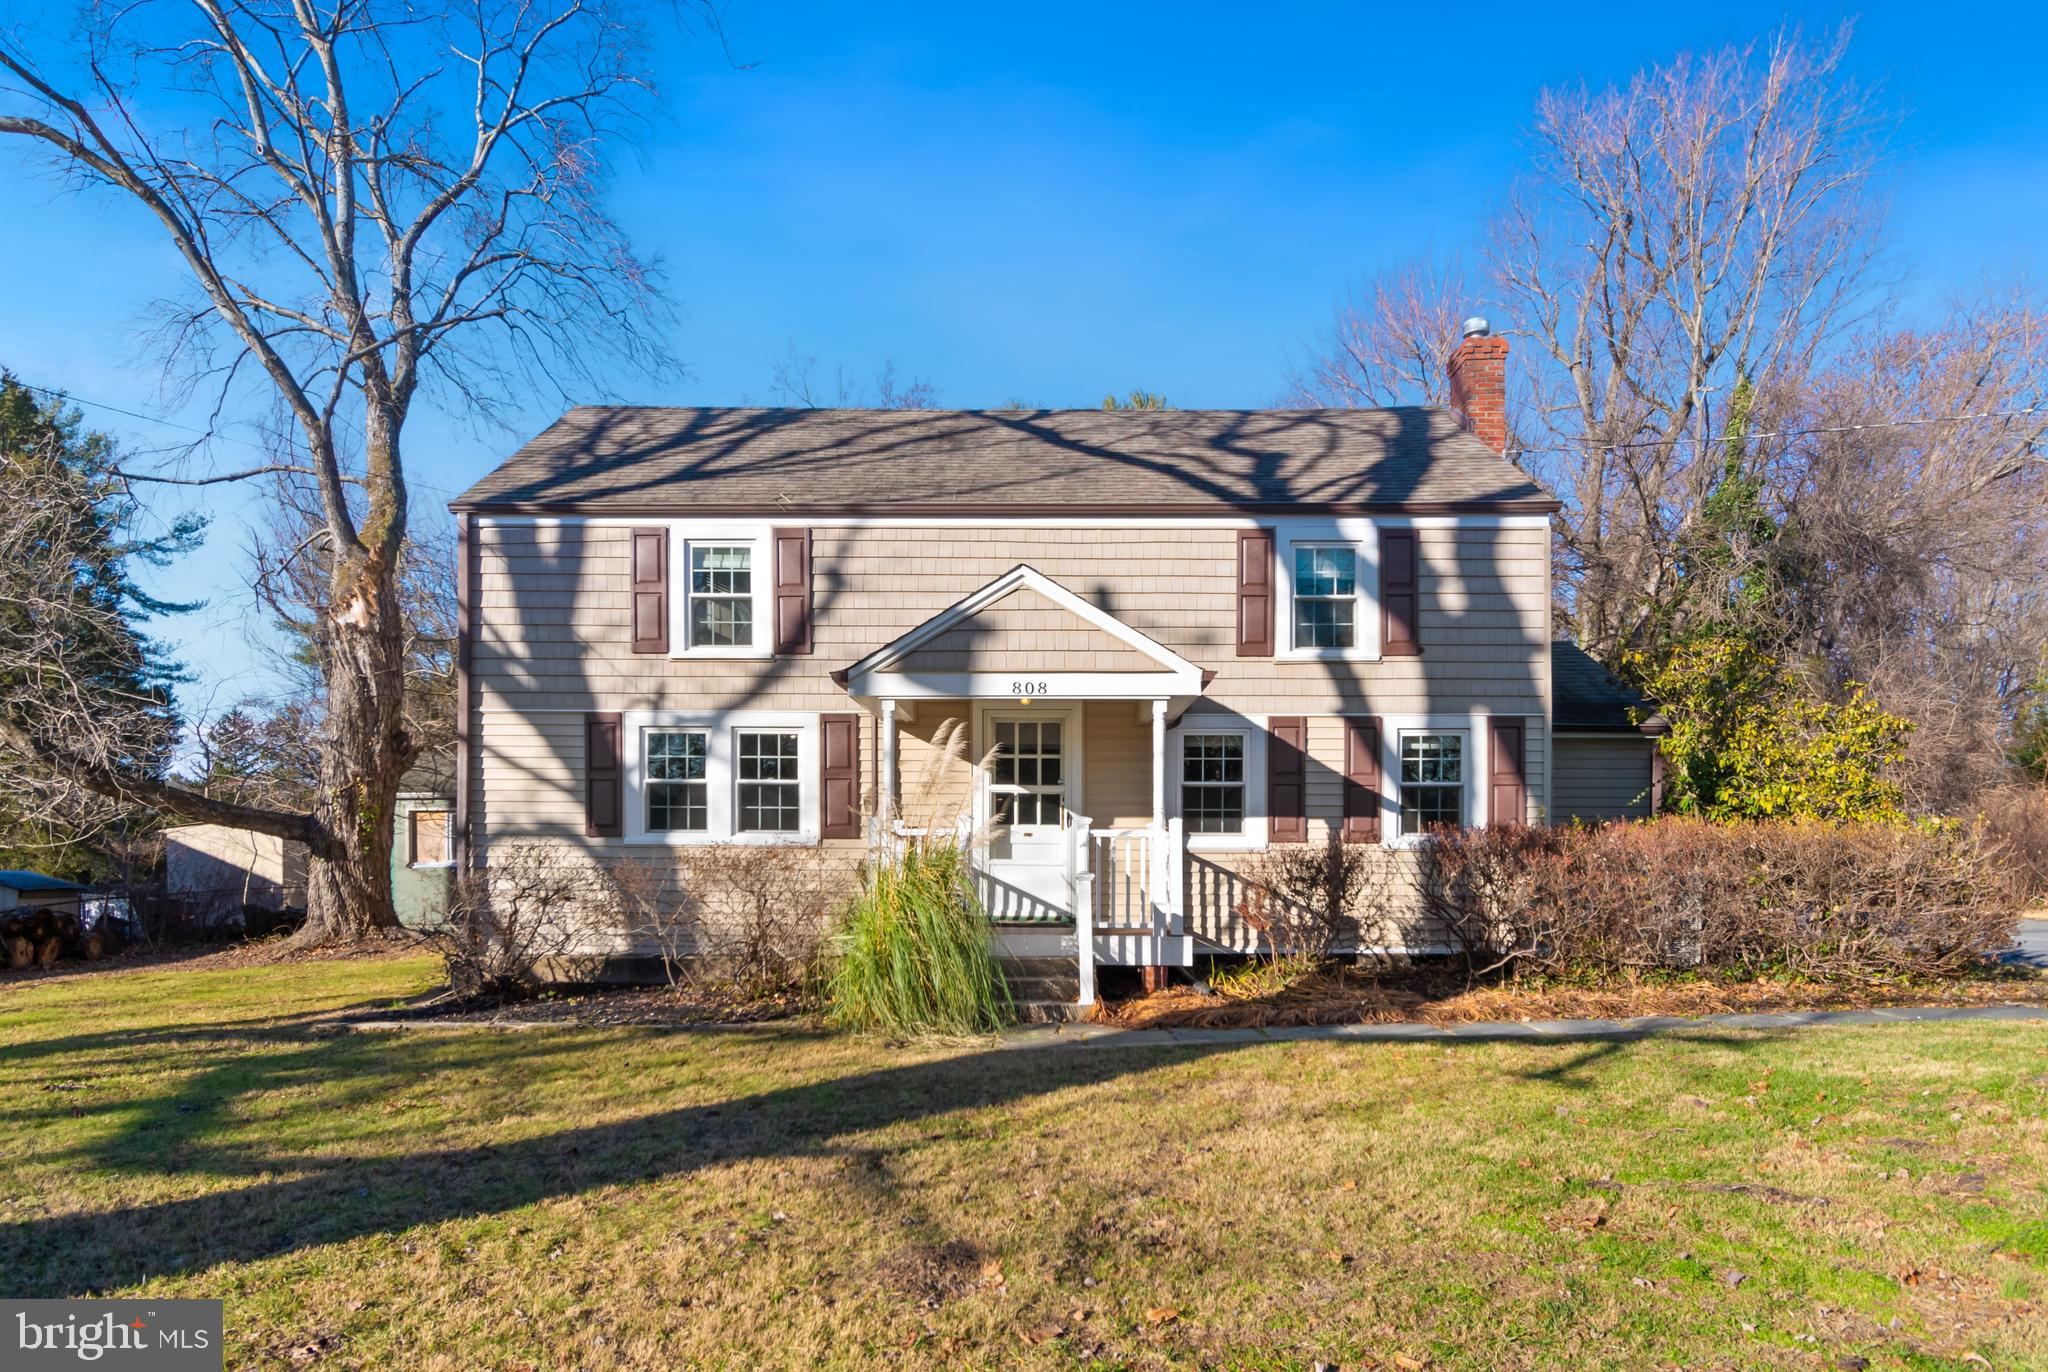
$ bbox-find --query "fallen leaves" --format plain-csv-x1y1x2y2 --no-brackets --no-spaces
1143,1306,1180,1326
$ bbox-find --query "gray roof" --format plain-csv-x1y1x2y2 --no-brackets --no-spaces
1554,642,1665,733
0,870,85,893
452,407,1557,513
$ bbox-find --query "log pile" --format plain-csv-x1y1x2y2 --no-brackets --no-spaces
1,908,117,968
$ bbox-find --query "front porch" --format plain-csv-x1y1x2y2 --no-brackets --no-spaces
837,565,1215,1006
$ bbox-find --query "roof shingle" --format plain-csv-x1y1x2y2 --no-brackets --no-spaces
452,406,1556,513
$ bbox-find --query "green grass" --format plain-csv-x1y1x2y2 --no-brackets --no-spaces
3,954,2046,1369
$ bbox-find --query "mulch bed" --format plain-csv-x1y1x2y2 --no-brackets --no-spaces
357,981,811,1029
1088,963,2048,1030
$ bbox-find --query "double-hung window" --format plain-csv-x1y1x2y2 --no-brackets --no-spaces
1399,731,1466,835
1181,734,1246,835
646,729,709,833
688,544,754,648
736,730,801,833
1293,545,1358,650
626,713,815,843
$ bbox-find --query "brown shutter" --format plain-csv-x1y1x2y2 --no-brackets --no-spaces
585,712,623,838
1236,528,1275,657
1489,717,1527,827
630,527,668,654
819,712,860,839
1342,717,1382,844
1381,528,1420,657
1268,715,1307,842
772,527,813,655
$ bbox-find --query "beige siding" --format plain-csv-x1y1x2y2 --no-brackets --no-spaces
472,521,1548,717
1081,701,1153,831
470,517,1554,954
1554,737,1656,822
897,587,1160,673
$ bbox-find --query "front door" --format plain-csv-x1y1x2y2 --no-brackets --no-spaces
982,713,1073,921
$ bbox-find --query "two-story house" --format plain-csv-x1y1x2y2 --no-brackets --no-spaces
450,324,1661,994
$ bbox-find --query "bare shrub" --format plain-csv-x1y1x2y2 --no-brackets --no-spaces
1238,833,1395,964
1418,818,2016,983
1979,787,2048,909
439,843,620,997
610,846,838,1000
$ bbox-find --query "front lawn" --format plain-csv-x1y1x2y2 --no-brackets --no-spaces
2,954,2045,1369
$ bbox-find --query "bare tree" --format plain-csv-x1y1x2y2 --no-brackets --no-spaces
0,0,682,937
1778,296,2048,808
1284,258,1473,409
768,346,941,409
1496,30,1885,658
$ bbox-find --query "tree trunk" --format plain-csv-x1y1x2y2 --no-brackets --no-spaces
299,549,414,942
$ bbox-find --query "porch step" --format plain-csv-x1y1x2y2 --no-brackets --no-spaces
999,956,1080,1010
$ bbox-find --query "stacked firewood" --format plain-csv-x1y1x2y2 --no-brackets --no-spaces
1,909,117,968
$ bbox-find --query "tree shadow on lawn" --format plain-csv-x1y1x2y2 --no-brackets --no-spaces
3,1025,1778,1298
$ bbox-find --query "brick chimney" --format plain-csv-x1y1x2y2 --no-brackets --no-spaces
1446,317,1509,455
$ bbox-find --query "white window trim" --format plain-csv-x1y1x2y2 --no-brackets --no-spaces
1168,713,1268,852
666,523,774,660
622,710,819,846
1379,712,1493,849
1274,519,1383,662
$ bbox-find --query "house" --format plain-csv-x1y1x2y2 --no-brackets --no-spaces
164,825,309,921
450,322,1663,996
164,758,456,929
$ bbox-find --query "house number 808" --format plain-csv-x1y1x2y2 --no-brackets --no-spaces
1010,680,1050,696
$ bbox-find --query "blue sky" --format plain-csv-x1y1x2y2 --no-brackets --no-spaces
3,0,2046,717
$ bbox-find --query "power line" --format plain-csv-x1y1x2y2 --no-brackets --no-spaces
1508,404,2047,458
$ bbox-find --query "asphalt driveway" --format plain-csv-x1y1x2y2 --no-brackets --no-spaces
2006,917,2048,969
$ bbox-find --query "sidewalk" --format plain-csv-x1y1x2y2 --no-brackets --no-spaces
994,1000,2048,1049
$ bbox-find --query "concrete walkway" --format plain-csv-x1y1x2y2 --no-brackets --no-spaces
992,1001,2048,1049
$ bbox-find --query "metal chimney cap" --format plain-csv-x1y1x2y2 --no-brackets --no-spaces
1461,316,1491,339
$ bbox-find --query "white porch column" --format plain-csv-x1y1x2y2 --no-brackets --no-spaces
880,699,900,829
1150,698,1168,827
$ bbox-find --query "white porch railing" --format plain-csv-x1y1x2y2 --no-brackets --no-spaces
1068,818,1185,1006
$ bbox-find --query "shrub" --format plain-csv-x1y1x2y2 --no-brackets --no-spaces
609,846,836,1001
1237,832,1391,964
1628,635,1911,821
1979,786,2048,909
1419,817,2016,983
439,842,606,996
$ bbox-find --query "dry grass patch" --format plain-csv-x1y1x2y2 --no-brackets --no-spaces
1093,962,2048,1029
2,955,2045,1369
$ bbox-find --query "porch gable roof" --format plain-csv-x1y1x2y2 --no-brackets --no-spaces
834,565,1209,700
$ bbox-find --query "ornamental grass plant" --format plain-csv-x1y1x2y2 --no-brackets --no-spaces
824,719,1014,1035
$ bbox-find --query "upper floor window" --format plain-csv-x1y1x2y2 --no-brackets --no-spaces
688,544,754,648
1399,731,1465,835
1293,545,1358,650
